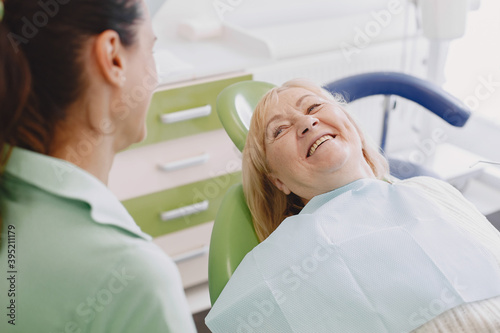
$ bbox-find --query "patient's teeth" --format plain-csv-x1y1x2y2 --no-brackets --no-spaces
308,135,334,157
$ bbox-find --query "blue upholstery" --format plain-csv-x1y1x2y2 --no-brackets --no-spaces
323,72,471,127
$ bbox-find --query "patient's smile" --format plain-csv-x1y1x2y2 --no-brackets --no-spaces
263,87,369,200
308,135,336,157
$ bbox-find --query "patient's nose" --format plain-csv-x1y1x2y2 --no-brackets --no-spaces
298,116,319,136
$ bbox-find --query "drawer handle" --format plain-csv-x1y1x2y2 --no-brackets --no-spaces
172,245,209,264
160,105,212,124
158,152,210,172
160,200,209,221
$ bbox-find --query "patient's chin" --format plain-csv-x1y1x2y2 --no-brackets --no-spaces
313,142,350,171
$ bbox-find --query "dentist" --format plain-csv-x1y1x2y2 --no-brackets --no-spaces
0,0,196,332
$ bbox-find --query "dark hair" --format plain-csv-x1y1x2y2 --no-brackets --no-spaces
0,0,143,232
0,0,143,158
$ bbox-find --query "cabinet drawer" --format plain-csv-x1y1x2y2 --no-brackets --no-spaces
154,222,214,289
122,172,242,237
128,74,252,150
109,129,242,201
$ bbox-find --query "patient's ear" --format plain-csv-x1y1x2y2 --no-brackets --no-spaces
269,174,291,195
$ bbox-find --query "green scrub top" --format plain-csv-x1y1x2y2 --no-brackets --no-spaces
0,145,197,333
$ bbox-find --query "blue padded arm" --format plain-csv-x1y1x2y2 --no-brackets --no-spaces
323,72,470,127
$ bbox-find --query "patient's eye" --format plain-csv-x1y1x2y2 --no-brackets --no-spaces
273,126,286,138
307,103,321,114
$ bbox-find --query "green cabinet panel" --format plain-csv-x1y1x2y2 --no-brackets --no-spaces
127,75,252,150
122,172,242,237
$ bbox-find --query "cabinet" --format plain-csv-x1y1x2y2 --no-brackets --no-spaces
108,73,251,290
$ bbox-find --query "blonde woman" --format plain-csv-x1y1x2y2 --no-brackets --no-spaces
243,79,390,242
206,79,500,333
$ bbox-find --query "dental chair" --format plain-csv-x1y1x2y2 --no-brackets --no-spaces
208,72,471,305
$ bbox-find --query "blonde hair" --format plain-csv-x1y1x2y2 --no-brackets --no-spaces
242,79,390,242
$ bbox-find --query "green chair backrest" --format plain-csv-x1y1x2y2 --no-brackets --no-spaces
215,80,276,151
208,81,276,305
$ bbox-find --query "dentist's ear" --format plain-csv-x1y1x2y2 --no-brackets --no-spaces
269,174,291,195
94,29,126,87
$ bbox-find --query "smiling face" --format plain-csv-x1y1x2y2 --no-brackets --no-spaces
264,87,375,202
